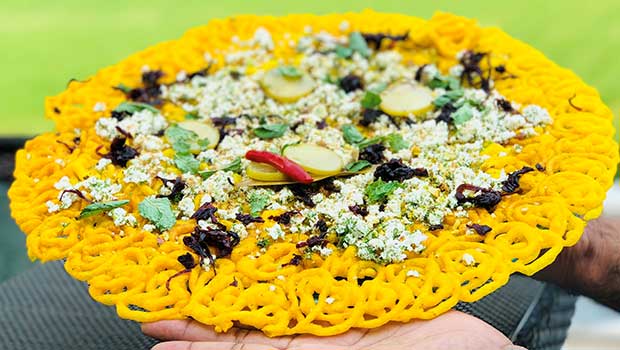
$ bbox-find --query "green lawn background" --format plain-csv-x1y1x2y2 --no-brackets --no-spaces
1,0,619,136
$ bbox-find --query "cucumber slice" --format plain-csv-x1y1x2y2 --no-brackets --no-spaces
260,68,315,103
177,120,220,149
282,144,343,176
380,82,434,117
246,161,289,181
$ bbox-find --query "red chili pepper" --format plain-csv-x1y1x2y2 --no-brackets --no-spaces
245,150,313,184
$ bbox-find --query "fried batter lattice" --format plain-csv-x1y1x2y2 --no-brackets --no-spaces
8,11,618,336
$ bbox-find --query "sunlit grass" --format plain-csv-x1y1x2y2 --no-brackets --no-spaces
2,0,619,135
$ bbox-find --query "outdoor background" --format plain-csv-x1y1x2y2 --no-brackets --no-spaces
1,1,619,349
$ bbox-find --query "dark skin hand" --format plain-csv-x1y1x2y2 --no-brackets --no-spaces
143,217,620,350
535,217,620,311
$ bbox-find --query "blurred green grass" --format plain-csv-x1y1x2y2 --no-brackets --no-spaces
1,0,619,135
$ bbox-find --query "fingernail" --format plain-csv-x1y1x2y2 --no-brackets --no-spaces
503,346,528,350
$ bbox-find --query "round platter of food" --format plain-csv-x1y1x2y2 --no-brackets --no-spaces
8,11,618,336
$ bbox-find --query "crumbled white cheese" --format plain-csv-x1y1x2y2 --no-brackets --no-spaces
325,297,335,305
46,200,60,213
93,102,107,112
406,269,420,278
266,224,286,241
462,253,476,266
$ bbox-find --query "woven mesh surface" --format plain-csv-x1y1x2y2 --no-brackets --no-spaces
0,261,573,350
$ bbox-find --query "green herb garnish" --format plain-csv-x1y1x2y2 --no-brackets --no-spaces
385,133,409,152
348,32,370,58
357,136,384,149
248,190,271,216
342,124,365,145
361,91,382,109
433,89,464,108
452,104,474,125
114,101,159,114
174,153,201,174
165,125,197,153
185,112,200,120
114,83,132,94
345,160,372,172
253,124,288,139
335,32,370,59
78,200,129,220
365,180,401,203
200,157,242,179
276,65,302,79
138,197,176,231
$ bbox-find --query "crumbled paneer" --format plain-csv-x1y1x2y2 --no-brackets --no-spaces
77,30,553,264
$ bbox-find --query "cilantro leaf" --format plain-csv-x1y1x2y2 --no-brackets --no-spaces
335,45,354,59
253,124,288,139
345,160,372,172
452,104,474,125
114,83,132,94
114,101,159,114
199,157,242,179
348,32,370,58
385,133,409,152
276,65,302,79
434,89,464,108
342,124,365,145
185,112,200,120
138,197,176,231
165,125,199,154
365,180,401,203
248,190,271,216
78,200,129,220
361,91,381,109
357,136,384,149
174,153,201,174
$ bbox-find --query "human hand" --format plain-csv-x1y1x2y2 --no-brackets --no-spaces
535,217,620,310
142,311,524,350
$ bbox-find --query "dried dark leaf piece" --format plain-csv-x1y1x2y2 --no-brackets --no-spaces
296,234,327,249
315,219,328,234
359,143,386,164
361,32,408,49
191,202,218,223
459,51,491,93
235,213,265,225
269,211,299,225
374,158,428,182
156,176,186,204
348,204,369,217
177,253,197,269
436,103,457,124
428,224,444,231
284,254,303,266
455,184,502,213
467,223,492,235
501,166,534,193
125,70,165,105
100,137,139,167
496,98,515,113
289,184,317,207
339,74,363,93
360,108,383,126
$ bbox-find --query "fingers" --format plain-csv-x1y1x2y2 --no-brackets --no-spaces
152,341,277,350
142,320,292,348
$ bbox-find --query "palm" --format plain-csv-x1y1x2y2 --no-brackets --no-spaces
142,311,520,350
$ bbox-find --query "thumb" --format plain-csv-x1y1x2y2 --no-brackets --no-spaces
503,346,528,350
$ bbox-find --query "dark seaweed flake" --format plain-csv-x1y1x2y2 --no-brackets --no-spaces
501,166,534,193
